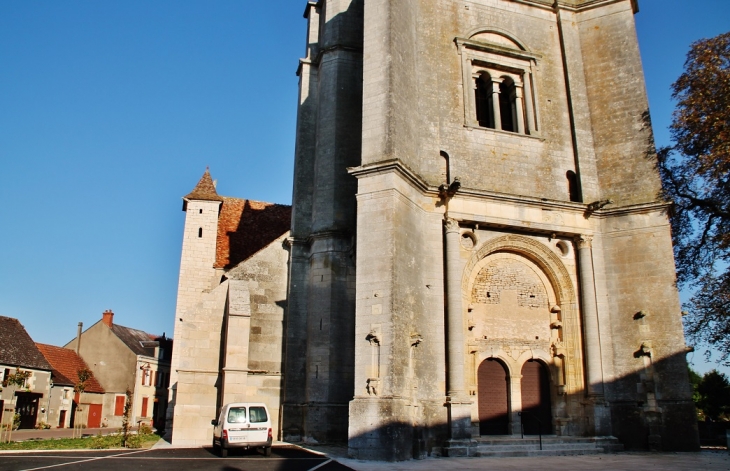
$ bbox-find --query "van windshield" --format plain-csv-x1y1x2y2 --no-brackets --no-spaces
227,407,247,424
249,406,268,423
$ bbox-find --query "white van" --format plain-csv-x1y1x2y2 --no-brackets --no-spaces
211,402,273,457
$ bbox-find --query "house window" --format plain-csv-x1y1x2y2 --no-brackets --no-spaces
457,31,540,136
114,395,125,416
142,369,152,387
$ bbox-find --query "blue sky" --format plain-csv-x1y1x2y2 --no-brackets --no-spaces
0,1,728,374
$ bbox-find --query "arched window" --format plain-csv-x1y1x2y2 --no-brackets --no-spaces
499,78,517,133
475,73,494,129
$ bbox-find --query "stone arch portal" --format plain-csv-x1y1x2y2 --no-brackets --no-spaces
463,234,583,436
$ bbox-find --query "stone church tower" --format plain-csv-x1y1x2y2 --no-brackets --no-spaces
167,0,699,461
284,0,699,460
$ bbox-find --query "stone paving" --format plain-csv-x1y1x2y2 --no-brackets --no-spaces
305,445,730,471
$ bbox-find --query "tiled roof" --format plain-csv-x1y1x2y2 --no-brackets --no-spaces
184,168,224,202
35,343,105,393
0,316,52,371
215,197,292,269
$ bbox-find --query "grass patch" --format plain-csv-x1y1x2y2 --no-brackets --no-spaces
0,432,162,450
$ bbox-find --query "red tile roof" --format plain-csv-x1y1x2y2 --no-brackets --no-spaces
184,168,224,202
35,343,105,393
215,197,292,269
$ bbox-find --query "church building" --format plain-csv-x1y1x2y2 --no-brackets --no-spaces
167,0,700,460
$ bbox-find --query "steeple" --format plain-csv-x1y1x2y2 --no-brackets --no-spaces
184,168,224,203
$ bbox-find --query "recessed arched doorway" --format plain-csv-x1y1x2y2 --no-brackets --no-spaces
520,360,552,435
477,359,509,435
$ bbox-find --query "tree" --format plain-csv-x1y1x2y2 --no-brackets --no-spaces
656,32,730,361
697,370,730,421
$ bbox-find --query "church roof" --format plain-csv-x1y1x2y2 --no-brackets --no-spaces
215,197,292,269
184,168,224,202
35,343,105,392
0,316,52,371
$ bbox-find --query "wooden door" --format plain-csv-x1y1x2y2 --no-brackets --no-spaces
87,404,102,428
15,394,40,429
58,409,67,428
478,359,509,435
520,360,552,435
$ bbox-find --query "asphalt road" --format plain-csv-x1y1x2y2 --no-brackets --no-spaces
0,446,355,471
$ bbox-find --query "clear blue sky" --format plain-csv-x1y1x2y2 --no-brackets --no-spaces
0,1,728,373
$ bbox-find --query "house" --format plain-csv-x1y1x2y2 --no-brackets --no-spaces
36,343,105,428
64,310,172,430
0,316,52,429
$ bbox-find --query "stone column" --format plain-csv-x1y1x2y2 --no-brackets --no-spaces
491,79,503,131
575,235,611,436
575,235,603,396
444,218,471,441
514,84,526,134
509,373,523,435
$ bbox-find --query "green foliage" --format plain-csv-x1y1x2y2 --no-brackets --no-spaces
75,368,94,394
697,370,730,421
12,414,20,431
34,421,51,430
656,31,730,361
688,367,703,416
0,432,161,450
121,387,132,447
3,368,31,388
138,423,153,435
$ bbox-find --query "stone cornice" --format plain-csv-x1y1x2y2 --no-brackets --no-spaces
591,201,671,218
507,0,638,14
349,158,666,218
455,37,542,62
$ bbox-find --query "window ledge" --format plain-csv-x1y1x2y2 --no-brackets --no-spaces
464,123,544,141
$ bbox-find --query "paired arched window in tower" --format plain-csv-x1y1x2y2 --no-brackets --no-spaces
473,71,524,133
457,36,540,136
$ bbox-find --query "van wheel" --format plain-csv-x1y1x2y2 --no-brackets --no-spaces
264,446,272,457
220,447,228,458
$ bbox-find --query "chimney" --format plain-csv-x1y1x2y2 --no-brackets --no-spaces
76,322,83,354
102,310,114,328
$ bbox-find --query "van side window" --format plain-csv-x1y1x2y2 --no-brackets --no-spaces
227,407,247,423
249,406,268,423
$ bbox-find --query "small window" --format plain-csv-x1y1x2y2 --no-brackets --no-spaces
227,407,247,423
199,209,203,214
567,171,581,202
249,406,268,423
198,227,203,238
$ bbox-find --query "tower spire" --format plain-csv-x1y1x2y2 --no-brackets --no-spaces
184,167,223,202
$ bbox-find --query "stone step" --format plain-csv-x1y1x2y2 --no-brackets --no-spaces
474,443,605,452
474,447,604,458
441,436,623,458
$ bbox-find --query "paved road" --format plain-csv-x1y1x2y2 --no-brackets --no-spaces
0,446,355,471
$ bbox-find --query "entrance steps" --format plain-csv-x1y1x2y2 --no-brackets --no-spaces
443,436,623,458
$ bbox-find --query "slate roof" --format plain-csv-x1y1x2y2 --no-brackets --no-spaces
111,324,159,357
184,168,224,202
35,343,105,393
0,316,52,371
215,197,292,269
